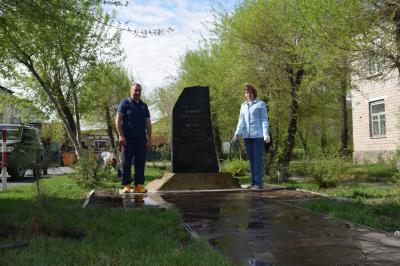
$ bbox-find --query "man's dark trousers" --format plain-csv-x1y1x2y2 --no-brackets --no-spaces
121,138,147,186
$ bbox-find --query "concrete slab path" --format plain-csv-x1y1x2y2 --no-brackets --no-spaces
157,191,400,265
91,189,400,265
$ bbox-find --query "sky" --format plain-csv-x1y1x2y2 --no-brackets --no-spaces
108,0,242,92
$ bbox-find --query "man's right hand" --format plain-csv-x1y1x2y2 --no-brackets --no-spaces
119,136,126,146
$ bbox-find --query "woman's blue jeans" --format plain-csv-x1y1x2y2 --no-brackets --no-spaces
244,138,264,187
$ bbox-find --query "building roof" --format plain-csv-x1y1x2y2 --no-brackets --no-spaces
0,85,14,94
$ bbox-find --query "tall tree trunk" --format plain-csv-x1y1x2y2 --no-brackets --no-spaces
72,89,81,147
298,129,308,156
264,131,276,181
64,57,82,149
105,107,116,153
274,119,279,154
339,76,349,156
320,104,327,154
395,5,400,76
20,58,81,157
211,112,223,166
278,66,304,182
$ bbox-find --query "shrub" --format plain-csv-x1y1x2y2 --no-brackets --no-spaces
289,162,309,177
306,157,350,189
221,159,249,176
74,149,99,188
349,163,397,182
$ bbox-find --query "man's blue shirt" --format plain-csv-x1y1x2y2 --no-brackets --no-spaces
117,98,150,140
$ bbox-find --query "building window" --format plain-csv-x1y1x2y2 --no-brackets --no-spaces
369,100,385,137
367,54,382,77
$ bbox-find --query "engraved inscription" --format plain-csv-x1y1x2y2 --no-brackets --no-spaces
172,86,219,173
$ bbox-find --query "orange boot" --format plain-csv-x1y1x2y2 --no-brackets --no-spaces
122,185,131,193
134,184,147,193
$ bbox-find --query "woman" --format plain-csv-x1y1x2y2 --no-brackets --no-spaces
232,84,270,189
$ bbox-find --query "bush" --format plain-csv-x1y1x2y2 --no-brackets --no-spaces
305,157,350,189
349,163,397,182
74,149,100,188
289,162,309,177
221,159,249,176
291,148,305,161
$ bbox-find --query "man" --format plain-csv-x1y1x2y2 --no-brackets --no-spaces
115,83,152,193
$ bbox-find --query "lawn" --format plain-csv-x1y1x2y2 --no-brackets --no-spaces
0,172,229,266
97,165,165,189
229,159,400,232
284,162,400,232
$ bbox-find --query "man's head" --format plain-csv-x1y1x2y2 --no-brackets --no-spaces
130,83,142,101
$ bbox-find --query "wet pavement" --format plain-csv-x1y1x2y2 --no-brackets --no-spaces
95,190,400,265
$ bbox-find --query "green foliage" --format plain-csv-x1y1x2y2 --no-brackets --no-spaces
221,159,249,176
159,0,364,168
40,122,67,145
74,149,99,188
301,199,400,232
81,62,131,123
349,163,397,182
305,157,350,188
0,0,123,153
289,162,309,177
284,169,400,232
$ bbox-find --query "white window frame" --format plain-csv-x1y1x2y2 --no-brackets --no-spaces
369,100,386,138
366,54,382,77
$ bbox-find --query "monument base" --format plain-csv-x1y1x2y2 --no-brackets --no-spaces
145,172,241,192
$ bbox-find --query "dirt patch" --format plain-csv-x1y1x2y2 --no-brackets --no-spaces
90,189,122,207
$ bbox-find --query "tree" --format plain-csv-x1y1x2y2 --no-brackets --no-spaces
81,63,131,153
0,0,122,157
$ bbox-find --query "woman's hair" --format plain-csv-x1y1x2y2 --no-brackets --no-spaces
244,84,257,98
131,82,142,89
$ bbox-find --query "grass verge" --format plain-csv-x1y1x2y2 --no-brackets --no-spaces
283,179,400,232
0,174,229,265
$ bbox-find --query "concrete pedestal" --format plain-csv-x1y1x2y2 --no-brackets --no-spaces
146,172,241,192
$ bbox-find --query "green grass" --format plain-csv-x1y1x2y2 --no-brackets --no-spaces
0,175,229,265
97,165,165,189
300,199,400,232
283,175,400,232
290,160,397,181
285,181,399,199
348,163,397,181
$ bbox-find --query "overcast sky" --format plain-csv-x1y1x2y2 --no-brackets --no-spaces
109,0,241,92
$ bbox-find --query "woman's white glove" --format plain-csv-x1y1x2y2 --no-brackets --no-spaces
231,135,238,143
264,135,270,143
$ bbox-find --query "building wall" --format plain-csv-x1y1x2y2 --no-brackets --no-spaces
351,70,400,163
0,88,21,124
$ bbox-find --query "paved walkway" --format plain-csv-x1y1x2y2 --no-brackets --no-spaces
119,190,400,265
0,167,75,189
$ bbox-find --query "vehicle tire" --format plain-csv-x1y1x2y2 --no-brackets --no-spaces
8,166,26,179
42,168,48,175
